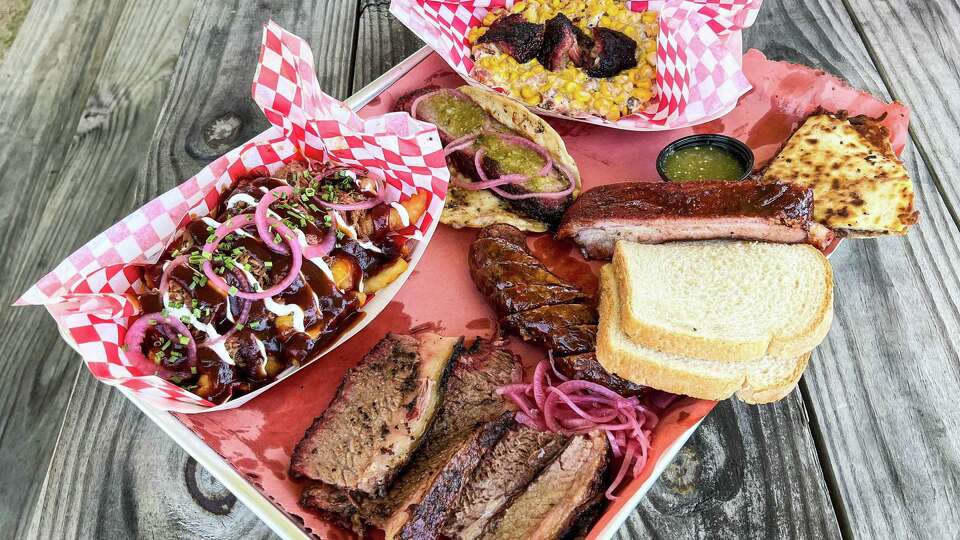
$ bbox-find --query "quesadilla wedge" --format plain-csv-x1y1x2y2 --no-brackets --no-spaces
762,108,918,236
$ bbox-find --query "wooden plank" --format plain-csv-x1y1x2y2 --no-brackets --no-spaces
351,2,840,539
620,399,840,539
0,0,177,537
353,0,423,91
22,1,361,538
841,0,960,222
740,1,960,538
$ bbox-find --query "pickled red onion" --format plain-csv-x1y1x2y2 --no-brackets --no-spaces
303,211,337,259
201,213,302,301
314,177,385,211
497,360,669,500
123,312,196,378
255,186,294,254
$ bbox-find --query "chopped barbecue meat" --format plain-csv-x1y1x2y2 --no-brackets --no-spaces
583,27,638,78
479,431,609,539
477,13,545,63
538,13,593,71
444,423,570,540
289,333,461,495
557,180,836,259
553,352,647,398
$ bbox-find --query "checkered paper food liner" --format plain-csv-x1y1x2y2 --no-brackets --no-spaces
16,21,450,413
390,0,762,130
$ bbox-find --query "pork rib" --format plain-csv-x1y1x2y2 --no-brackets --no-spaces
556,180,835,259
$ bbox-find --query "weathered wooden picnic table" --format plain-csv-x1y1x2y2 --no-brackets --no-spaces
0,1,958,538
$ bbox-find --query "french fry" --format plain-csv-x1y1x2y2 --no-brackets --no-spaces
364,258,408,292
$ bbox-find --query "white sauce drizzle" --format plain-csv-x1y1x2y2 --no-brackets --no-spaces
333,211,383,253
390,202,410,228
161,287,235,366
226,192,258,209
237,266,307,334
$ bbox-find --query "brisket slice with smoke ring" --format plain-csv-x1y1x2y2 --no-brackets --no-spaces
289,333,461,495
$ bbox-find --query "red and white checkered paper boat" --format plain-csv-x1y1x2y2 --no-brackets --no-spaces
15,21,450,413
391,0,763,130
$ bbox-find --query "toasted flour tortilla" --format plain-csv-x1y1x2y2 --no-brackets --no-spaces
439,85,581,232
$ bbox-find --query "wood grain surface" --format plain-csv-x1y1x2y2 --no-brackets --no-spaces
0,0,195,537
744,1,960,538
1,0,958,539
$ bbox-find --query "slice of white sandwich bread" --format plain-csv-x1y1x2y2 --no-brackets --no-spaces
612,240,833,362
596,265,813,403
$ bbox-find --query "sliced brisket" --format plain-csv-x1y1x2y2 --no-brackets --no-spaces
444,423,570,540
394,414,515,540
289,333,461,495
557,180,836,259
479,431,610,540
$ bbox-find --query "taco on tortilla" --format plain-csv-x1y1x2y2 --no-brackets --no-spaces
396,85,581,232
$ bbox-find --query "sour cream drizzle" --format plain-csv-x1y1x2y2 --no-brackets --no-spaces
390,202,410,228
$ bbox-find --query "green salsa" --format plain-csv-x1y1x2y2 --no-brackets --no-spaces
661,145,745,181
431,93,488,138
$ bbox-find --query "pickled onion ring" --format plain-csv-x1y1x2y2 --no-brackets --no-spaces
303,211,337,259
124,312,196,377
255,186,294,254
497,360,669,500
201,214,302,301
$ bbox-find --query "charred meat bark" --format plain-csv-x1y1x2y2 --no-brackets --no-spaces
583,28,638,78
538,13,593,71
553,352,647,398
477,13,545,63
393,414,515,540
557,180,836,259
398,87,576,226
300,340,522,535
469,224,597,356
289,333,461,495
444,423,570,540
479,431,610,540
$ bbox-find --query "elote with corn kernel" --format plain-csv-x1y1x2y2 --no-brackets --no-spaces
468,0,658,121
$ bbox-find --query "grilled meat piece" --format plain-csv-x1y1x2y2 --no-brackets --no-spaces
553,352,646,397
479,431,609,540
501,304,597,355
477,13,545,63
470,224,597,354
557,180,836,259
471,223,639,399
470,226,589,317
399,87,576,226
583,27,638,78
538,13,593,71
393,414,515,540
289,333,461,495
444,424,570,540
302,340,522,534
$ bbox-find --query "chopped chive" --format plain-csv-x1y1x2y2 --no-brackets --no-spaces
228,286,238,296
161,339,171,351
178,334,190,345
190,366,197,374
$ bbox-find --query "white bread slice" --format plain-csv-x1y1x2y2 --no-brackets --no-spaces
613,240,833,362
596,266,810,403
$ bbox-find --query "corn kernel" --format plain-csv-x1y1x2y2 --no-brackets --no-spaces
642,11,658,24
